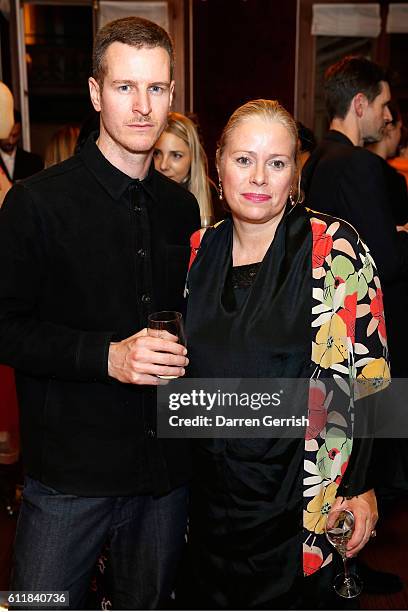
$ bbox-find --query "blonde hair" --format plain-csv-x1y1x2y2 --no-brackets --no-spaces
45,125,80,168
164,112,213,224
216,99,303,204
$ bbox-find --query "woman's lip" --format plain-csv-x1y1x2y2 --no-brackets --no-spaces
242,193,271,202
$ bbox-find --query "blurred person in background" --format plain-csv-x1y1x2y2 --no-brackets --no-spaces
0,110,43,182
366,102,408,227
296,121,317,170
45,125,80,168
154,111,220,226
0,81,19,515
388,123,408,188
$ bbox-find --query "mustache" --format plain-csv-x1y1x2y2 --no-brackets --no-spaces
125,115,154,124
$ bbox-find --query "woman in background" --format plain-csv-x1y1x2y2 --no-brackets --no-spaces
44,125,80,168
154,112,218,226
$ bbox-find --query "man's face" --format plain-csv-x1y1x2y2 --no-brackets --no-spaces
88,43,174,156
0,122,21,154
362,81,392,144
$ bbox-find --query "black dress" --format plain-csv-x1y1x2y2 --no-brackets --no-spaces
179,208,342,609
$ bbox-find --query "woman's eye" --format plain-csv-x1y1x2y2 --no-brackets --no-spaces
270,160,285,169
172,152,183,160
236,156,251,166
153,149,160,158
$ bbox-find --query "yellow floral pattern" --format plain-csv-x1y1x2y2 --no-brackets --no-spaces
304,211,390,577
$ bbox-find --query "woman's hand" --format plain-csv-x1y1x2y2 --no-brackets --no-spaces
328,489,378,557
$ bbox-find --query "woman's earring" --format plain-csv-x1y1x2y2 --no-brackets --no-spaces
218,178,223,201
289,188,295,207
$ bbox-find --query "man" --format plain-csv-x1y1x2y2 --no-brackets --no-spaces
302,55,407,593
303,55,408,377
0,17,200,609
0,111,43,181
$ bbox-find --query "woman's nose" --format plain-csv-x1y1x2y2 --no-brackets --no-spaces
250,163,267,186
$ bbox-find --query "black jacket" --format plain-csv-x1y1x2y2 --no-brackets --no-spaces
302,129,408,375
0,146,44,181
0,137,200,495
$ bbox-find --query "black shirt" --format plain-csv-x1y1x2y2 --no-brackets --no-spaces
0,135,201,496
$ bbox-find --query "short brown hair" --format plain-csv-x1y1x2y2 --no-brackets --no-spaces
324,56,388,121
93,16,174,84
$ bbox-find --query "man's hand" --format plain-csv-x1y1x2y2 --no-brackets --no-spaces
328,489,378,557
108,328,188,385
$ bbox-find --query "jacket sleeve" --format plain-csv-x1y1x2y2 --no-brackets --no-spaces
337,235,390,497
0,183,113,381
339,149,408,284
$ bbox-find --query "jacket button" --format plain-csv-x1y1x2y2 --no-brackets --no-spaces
137,248,147,257
134,205,142,212
141,294,151,303
146,428,156,438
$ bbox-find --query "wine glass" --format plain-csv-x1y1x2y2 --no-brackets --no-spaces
325,509,363,599
147,311,186,379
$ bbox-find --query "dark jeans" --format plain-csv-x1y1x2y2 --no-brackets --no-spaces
11,476,188,610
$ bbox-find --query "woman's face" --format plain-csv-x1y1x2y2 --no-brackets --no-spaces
219,116,296,225
153,131,192,183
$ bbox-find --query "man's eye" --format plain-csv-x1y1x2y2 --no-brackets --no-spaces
118,85,130,92
236,156,250,166
149,86,163,94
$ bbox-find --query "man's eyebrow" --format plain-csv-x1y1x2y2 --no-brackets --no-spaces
111,80,170,87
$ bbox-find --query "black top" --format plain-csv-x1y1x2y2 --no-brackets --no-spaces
302,129,408,376
0,135,201,496
381,157,408,226
184,209,315,607
0,146,44,182
302,130,408,285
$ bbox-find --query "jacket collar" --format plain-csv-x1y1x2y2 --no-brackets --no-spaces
324,130,354,147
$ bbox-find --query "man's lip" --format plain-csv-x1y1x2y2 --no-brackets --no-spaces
242,193,271,202
126,123,154,128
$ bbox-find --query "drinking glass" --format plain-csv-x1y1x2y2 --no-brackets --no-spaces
325,509,363,598
147,311,186,379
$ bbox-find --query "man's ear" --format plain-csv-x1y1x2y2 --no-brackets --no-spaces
169,81,175,108
88,77,102,112
353,92,368,119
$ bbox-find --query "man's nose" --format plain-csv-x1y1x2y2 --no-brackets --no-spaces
132,90,152,117
384,105,392,123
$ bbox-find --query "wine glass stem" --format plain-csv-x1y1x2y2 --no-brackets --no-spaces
342,555,350,584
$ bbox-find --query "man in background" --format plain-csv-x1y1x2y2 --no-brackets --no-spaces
0,110,43,181
302,55,407,594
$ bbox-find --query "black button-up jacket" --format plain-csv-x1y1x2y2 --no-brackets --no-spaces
0,136,200,496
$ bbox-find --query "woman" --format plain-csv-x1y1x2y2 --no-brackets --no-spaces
44,125,80,168
182,100,388,608
154,112,219,226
